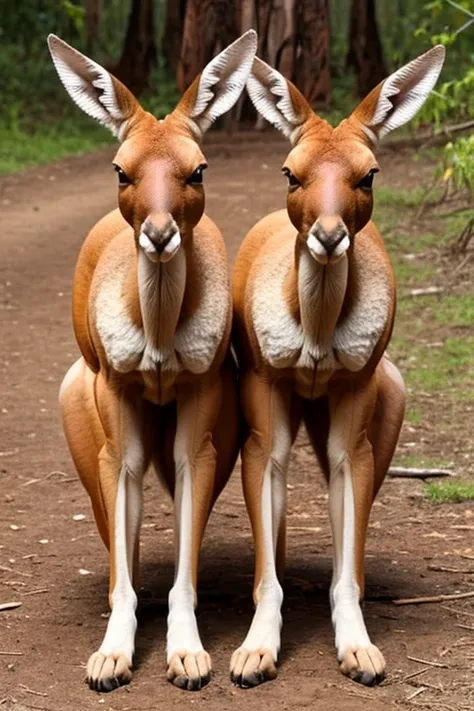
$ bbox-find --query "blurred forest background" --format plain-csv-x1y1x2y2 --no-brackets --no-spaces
1,0,474,178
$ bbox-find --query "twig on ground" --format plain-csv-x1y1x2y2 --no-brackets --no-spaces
347,690,374,700
388,466,455,478
406,655,449,669
456,623,474,630
0,565,32,578
460,553,474,561
22,470,69,487
400,287,445,300
19,684,48,697
0,601,22,611
391,667,430,685
0,448,19,457
428,564,474,574
21,588,49,597
0,651,23,656
441,605,474,618
407,686,427,701
394,591,474,605
451,525,474,531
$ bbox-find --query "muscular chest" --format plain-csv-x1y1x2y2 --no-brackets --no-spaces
92,248,229,399
251,243,392,393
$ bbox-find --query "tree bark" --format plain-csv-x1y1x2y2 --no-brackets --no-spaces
346,0,387,97
85,0,101,52
177,0,241,93
115,0,156,96
163,0,187,77
292,0,331,107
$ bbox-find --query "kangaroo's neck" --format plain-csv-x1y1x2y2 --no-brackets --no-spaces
133,246,187,349
295,240,348,350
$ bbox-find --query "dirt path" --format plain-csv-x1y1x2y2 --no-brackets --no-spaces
1,137,473,711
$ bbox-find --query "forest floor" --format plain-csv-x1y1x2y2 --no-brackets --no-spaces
1,134,473,711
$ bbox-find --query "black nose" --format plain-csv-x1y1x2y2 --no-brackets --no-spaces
312,223,347,256
143,215,176,253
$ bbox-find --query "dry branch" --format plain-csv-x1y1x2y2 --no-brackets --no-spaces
406,687,427,701
394,591,474,606
401,287,445,299
388,466,455,479
406,655,448,669
388,118,474,150
428,565,474,574
0,601,22,611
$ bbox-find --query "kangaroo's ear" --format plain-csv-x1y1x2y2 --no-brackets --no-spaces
174,29,258,139
246,57,313,144
350,45,446,144
47,34,141,140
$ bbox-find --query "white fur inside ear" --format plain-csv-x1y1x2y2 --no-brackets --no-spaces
246,57,299,140
191,30,257,136
370,45,445,139
47,34,127,138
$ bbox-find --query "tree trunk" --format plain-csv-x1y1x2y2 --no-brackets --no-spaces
346,0,387,97
177,0,241,93
85,0,101,52
292,0,331,107
115,0,156,96
163,0,187,77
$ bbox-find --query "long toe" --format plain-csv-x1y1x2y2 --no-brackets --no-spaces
339,644,386,686
167,650,212,691
230,647,277,688
86,651,133,692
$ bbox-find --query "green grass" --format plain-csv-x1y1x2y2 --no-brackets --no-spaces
393,454,454,469
434,294,474,328
375,186,426,209
0,72,178,174
0,118,113,174
405,407,422,425
391,336,474,399
425,481,474,504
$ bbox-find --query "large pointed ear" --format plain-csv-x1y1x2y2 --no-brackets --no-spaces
246,57,313,144
350,45,446,144
174,30,258,139
47,34,141,140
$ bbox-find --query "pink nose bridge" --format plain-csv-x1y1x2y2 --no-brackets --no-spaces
317,214,342,235
320,164,341,218
144,159,173,217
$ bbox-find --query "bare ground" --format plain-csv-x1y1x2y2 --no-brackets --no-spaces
0,136,473,711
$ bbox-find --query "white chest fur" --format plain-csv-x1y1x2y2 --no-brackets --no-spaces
95,245,229,377
252,239,391,379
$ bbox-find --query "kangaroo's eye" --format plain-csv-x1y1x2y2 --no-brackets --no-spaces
282,167,300,189
358,168,379,191
188,164,207,185
113,165,132,186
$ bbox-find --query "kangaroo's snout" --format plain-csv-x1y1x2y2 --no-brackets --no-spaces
307,216,350,265
139,213,181,263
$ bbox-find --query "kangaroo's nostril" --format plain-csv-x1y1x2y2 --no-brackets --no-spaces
322,233,345,256
143,214,177,252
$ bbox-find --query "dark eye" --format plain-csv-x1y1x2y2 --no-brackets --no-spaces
187,164,207,185
358,168,378,191
282,167,300,189
114,165,132,186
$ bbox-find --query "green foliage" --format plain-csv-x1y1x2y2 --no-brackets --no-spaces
426,481,474,503
413,2,474,197
443,135,474,195
0,118,112,174
0,1,177,172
